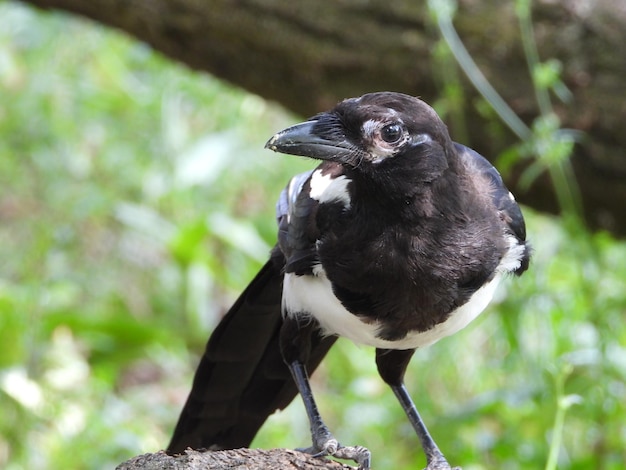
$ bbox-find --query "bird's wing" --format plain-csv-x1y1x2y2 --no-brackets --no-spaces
276,169,322,275
167,170,336,453
454,143,527,242
455,143,529,274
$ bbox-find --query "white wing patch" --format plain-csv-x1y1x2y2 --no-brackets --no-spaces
498,235,526,273
309,170,351,208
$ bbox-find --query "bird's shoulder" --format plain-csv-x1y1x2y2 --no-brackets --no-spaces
455,143,527,244
276,162,352,274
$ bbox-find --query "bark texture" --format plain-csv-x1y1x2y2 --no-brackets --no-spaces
20,0,626,235
116,448,355,470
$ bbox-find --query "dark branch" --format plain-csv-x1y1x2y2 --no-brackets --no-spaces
19,0,626,236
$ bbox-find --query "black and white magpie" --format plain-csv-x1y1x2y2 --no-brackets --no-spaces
167,92,530,470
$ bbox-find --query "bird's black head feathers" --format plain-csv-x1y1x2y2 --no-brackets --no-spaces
266,92,454,182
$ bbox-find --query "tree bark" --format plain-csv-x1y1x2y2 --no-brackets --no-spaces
20,0,626,236
116,448,355,470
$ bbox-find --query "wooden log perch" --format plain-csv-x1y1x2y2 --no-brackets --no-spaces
116,448,357,470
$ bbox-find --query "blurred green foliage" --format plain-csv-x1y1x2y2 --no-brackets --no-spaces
0,2,624,469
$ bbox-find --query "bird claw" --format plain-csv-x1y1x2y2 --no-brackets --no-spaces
297,438,371,470
334,444,371,469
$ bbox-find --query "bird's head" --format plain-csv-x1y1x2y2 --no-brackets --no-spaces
266,92,454,182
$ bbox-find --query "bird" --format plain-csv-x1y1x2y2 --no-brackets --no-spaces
167,92,530,470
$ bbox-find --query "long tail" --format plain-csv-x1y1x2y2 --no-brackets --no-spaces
167,258,336,453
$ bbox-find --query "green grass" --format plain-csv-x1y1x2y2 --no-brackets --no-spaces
0,2,625,469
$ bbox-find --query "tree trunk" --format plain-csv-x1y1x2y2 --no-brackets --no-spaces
20,0,626,236
116,448,355,470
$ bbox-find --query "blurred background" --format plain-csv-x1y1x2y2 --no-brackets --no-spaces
0,2,625,469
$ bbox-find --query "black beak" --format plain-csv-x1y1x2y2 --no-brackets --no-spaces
265,118,355,162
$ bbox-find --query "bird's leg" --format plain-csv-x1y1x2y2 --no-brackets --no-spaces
376,348,461,470
281,317,371,470
390,382,460,470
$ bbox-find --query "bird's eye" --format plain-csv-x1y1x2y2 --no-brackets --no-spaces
380,123,403,143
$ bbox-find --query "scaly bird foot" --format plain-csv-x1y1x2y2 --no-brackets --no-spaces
297,431,371,470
